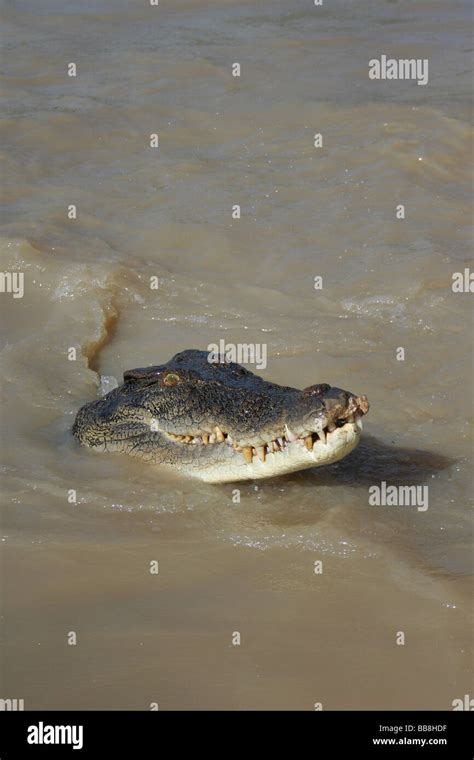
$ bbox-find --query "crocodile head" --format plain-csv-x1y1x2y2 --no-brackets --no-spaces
73,349,369,483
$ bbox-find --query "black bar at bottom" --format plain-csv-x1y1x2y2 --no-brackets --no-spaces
0,710,472,757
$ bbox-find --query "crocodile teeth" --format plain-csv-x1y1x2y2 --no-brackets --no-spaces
170,423,347,457
242,447,253,463
215,427,225,442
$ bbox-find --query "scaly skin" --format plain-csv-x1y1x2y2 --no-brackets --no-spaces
73,349,369,483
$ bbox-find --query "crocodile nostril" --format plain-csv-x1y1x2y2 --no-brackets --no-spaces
356,395,370,414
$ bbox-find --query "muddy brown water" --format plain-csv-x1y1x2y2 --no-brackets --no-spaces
1,0,472,709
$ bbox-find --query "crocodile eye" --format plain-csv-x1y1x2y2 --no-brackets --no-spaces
163,372,180,387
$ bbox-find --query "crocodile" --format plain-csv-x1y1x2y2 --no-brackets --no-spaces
73,349,369,483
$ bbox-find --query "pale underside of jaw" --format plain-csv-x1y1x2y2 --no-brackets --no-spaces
167,418,363,483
